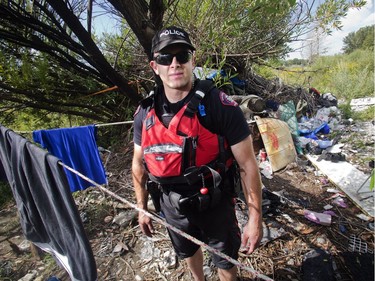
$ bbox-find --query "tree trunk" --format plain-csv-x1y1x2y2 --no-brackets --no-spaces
107,0,165,59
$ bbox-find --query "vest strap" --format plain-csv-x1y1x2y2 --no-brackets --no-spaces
184,80,215,118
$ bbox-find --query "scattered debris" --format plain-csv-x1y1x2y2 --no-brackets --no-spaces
112,210,137,227
348,235,373,254
302,249,335,281
341,252,374,281
332,197,347,208
304,210,332,226
17,270,37,281
350,97,375,112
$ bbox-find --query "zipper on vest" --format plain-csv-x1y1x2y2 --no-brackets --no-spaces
182,137,190,171
191,137,197,167
182,137,197,170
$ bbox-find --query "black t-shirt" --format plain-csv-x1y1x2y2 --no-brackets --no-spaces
133,80,251,146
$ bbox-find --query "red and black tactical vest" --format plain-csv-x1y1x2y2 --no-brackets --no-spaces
141,81,232,185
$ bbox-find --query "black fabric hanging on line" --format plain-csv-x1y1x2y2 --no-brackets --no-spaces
0,124,97,281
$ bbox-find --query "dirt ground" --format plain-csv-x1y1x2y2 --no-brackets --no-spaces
0,121,374,281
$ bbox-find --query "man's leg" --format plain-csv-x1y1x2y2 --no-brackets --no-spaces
218,266,237,281
186,247,205,281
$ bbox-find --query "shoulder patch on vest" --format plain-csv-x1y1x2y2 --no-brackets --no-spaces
219,91,238,106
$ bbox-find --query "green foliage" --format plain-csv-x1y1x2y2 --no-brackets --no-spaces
0,45,129,129
154,0,365,76
4,109,91,132
278,48,374,105
315,0,366,33
351,105,375,121
253,64,279,80
274,64,311,87
41,252,61,272
166,0,297,68
338,103,353,119
283,58,308,66
317,50,373,100
343,25,374,54
202,53,238,88
98,27,146,75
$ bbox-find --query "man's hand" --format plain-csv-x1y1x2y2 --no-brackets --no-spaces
240,220,263,254
138,211,154,237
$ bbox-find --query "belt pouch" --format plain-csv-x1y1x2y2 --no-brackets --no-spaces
197,194,210,212
169,191,190,214
210,187,221,208
184,166,201,185
146,181,161,212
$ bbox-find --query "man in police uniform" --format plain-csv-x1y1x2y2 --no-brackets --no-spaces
132,26,263,281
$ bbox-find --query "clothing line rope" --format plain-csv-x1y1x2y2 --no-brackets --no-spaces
14,120,134,134
61,162,274,281
95,120,133,127
15,115,252,134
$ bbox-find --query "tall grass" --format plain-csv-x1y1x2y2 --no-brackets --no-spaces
311,49,374,101
268,49,374,121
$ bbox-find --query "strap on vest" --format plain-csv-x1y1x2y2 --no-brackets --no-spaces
218,135,226,165
184,80,215,118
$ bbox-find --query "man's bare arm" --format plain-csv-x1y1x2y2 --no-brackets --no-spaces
231,135,263,254
132,144,154,236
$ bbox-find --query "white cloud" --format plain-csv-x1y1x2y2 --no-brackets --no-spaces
288,0,375,59
322,0,374,55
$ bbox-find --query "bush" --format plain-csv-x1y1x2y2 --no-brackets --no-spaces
337,102,374,122
269,49,374,109
338,103,353,119
352,106,375,122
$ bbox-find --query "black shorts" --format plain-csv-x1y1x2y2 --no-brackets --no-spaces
160,192,241,269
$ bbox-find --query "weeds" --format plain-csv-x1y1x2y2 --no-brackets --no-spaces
0,181,13,208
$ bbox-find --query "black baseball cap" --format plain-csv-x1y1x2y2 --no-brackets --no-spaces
151,26,195,53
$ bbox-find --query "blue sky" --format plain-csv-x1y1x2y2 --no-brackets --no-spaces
288,0,374,59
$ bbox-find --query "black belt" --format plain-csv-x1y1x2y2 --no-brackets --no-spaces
149,165,223,186
160,183,201,195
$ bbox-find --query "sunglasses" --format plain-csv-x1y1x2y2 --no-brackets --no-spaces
153,50,192,65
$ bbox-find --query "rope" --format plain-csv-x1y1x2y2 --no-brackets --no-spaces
61,163,273,281
95,121,133,127
16,119,250,134
14,120,134,134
